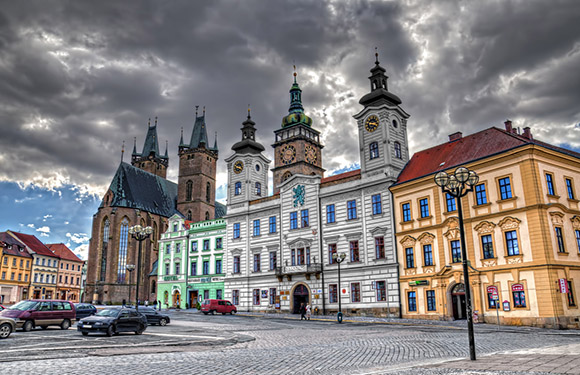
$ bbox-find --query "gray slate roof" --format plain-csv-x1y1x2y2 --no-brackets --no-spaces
215,201,227,219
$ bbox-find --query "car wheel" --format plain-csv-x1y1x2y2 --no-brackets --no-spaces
106,325,115,337
211,310,215,315
23,320,33,332
159,318,167,326
60,319,71,330
135,325,145,335
203,312,208,315
81,331,89,336
0,323,12,339
230,310,235,315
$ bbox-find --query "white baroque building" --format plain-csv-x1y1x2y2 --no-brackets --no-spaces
224,57,409,316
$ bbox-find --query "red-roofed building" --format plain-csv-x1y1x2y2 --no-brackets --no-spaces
46,244,84,302
390,121,580,328
0,232,33,303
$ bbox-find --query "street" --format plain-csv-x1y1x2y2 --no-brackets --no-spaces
1,311,579,374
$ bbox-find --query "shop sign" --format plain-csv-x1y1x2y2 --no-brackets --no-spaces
163,276,178,281
502,300,510,311
211,277,224,282
261,290,268,299
558,278,569,293
487,285,499,300
511,283,524,292
189,278,201,283
408,280,429,286
200,277,211,283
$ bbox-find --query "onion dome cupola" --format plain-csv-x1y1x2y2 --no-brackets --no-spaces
231,108,265,154
281,70,313,128
359,51,402,107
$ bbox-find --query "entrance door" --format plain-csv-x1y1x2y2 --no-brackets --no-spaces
189,291,198,308
292,284,309,314
173,292,181,307
451,283,467,320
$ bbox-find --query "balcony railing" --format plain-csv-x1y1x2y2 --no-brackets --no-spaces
275,263,322,276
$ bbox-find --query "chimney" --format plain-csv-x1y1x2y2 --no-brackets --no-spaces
522,127,533,140
448,132,463,142
504,119,512,133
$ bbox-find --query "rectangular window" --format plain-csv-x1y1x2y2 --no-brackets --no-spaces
475,184,487,205
176,243,181,253
10,272,14,281
426,290,436,311
423,244,433,266
60,275,63,283
499,177,513,200
269,216,277,233
269,251,277,270
297,248,305,265
350,240,359,262
451,240,461,263
191,241,198,252
233,256,240,274
253,254,261,272
291,249,296,266
175,263,180,275
402,203,411,221
405,247,414,268
215,259,222,274
372,194,382,215
376,281,386,301
256,182,261,196
165,264,170,275
253,219,260,236
18,273,21,281
375,237,385,259
555,227,566,253
446,193,457,212
408,291,417,312
253,289,260,305
567,281,576,307
487,292,498,309
216,290,223,300
12,258,16,267
235,182,242,196
328,244,337,264
576,230,580,253
204,290,209,300
566,178,575,200
369,142,379,159
25,274,28,282
419,198,429,218
347,200,357,220
326,204,335,223
351,283,361,303
301,209,309,227
329,284,338,303
481,234,494,259
203,261,210,275
505,230,520,256
290,212,298,229
546,173,555,195
216,237,223,249
513,291,526,308
165,244,171,254
232,290,239,305
233,223,240,239
203,239,210,251
190,261,197,276
269,288,276,305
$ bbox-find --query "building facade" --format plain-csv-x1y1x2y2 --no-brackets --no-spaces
391,122,580,328
224,58,407,316
47,243,84,302
0,232,32,304
157,214,226,309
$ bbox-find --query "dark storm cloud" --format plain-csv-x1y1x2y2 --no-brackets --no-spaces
0,0,578,198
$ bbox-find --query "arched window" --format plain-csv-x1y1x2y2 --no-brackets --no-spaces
394,142,402,159
235,181,242,195
206,182,211,202
151,280,156,294
99,218,110,282
117,218,129,283
205,211,210,220
186,180,193,201
187,210,192,221
369,142,379,160
282,172,292,183
256,182,262,196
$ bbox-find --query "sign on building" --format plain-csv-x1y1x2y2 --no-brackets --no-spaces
558,278,569,293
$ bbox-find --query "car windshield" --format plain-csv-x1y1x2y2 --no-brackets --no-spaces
9,301,39,311
95,309,120,317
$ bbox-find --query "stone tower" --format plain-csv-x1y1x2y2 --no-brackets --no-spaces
131,117,168,178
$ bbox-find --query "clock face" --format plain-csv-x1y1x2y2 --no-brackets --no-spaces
281,145,296,165
305,145,317,164
233,160,244,174
365,115,380,132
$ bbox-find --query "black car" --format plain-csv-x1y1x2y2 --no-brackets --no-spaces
130,307,170,326
74,303,97,320
77,308,147,337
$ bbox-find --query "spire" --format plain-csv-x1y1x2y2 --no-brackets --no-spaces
213,131,218,151
359,48,402,107
141,117,160,157
281,65,313,128
179,127,184,146
121,140,125,162
189,107,209,148
163,140,168,159
132,137,138,156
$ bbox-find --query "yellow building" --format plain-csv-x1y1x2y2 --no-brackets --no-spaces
390,122,580,329
0,232,33,304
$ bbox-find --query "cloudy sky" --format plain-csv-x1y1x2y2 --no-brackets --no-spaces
1,0,579,260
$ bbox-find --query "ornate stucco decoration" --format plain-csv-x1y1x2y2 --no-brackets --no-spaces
417,232,435,244
230,248,243,255
498,216,521,230
399,235,416,248
482,260,497,267
549,211,565,226
443,217,460,240
293,185,305,207
369,226,388,236
474,221,496,234
571,215,580,230
287,237,312,248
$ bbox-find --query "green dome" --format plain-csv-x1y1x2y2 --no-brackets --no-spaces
281,77,312,128
282,112,312,128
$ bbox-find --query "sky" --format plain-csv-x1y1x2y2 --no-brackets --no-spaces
1,0,579,260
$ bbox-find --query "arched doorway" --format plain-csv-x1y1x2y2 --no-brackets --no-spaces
292,284,309,314
173,290,181,307
451,283,467,320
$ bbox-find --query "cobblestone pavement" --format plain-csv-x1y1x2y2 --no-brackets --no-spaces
0,310,578,375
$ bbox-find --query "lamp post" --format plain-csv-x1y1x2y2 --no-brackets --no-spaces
128,225,153,312
332,252,346,323
434,166,479,361
126,264,135,307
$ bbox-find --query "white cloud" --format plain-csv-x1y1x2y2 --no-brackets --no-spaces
42,214,53,222
66,232,89,244
27,223,35,229
39,233,49,237
36,226,51,234
64,221,69,225
73,243,89,261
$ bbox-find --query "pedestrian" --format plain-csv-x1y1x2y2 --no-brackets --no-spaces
299,303,306,320
306,303,311,321
158,300,161,310
145,300,149,307
122,298,126,307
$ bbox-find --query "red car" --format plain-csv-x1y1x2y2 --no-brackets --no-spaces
0,300,76,331
201,299,237,315
0,305,5,312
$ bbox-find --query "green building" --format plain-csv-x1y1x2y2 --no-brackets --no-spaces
157,214,226,309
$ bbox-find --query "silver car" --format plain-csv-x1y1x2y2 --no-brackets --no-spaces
0,316,16,339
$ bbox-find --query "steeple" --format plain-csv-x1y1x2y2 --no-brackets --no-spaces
141,117,161,157
132,137,138,156
130,117,168,178
213,131,218,151
231,107,265,154
281,67,313,128
359,48,402,107
163,140,168,159
189,111,209,149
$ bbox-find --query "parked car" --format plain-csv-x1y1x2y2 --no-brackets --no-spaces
0,300,75,331
74,303,97,320
129,307,170,326
201,299,237,315
0,316,16,339
0,305,5,311
77,308,147,337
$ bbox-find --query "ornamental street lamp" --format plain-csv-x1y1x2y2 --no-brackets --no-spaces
126,264,135,306
128,225,153,312
332,252,346,323
434,166,479,361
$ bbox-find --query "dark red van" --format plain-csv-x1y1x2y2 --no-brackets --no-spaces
201,299,237,315
0,300,76,331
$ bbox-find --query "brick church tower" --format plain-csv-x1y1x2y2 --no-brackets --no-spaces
131,117,168,178
177,107,219,222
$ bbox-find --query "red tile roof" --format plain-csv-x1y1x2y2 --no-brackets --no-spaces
46,243,83,263
321,169,361,184
394,127,580,185
9,231,57,258
0,232,32,258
